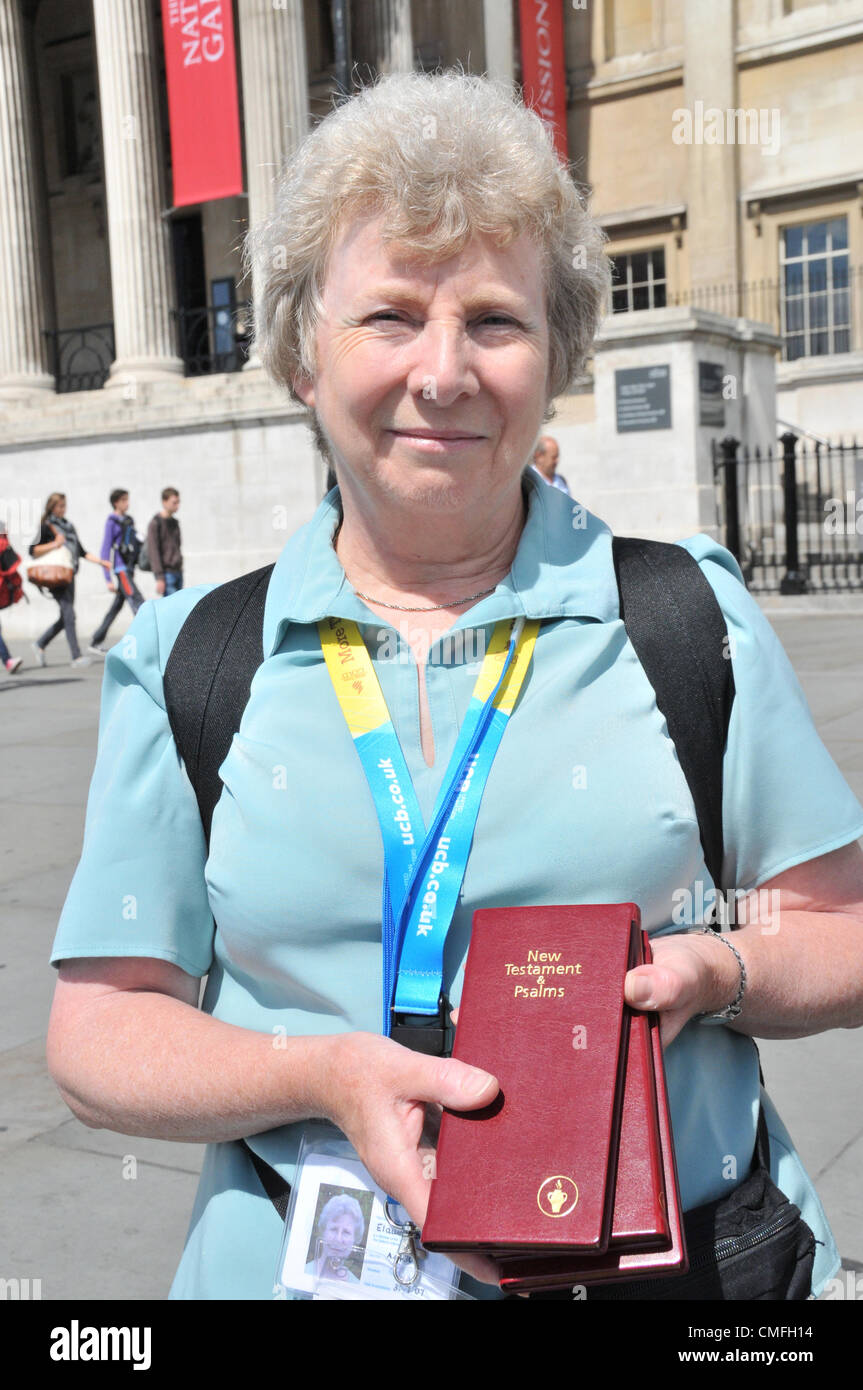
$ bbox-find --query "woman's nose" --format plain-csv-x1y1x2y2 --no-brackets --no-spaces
405,320,479,406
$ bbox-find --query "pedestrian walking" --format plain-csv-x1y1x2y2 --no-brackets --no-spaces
147,488,183,596
29,493,110,668
0,520,24,674
88,489,145,656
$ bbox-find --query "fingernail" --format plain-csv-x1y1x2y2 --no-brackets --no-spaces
465,1070,495,1097
629,978,655,1008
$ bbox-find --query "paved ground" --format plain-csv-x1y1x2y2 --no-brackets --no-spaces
0,607,861,1300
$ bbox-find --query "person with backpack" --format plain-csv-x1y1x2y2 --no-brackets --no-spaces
29,492,111,667
87,489,145,656
44,74,863,1305
0,519,24,673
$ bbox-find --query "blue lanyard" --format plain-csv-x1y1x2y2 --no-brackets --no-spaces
319,615,539,1032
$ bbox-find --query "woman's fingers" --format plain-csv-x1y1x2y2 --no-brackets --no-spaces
397,1051,498,1112
658,1009,691,1050
624,962,693,1014
446,1249,502,1285
625,935,735,1046
365,1133,500,1286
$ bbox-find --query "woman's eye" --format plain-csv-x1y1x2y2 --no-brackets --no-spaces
366,311,521,329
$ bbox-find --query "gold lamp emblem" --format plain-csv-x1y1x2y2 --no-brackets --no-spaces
537,1175,578,1219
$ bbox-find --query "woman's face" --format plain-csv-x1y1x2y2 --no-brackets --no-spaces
321,1213,357,1261
294,213,550,518
53,498,67,517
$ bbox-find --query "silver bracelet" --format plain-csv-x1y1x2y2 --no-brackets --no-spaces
684,926,747,1024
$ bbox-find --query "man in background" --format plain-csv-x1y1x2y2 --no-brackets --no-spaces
531,435,571,495
147,487,183,596
88,489,144,655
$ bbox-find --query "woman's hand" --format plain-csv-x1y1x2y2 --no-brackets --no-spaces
624,931,740,1048
52,534,66,550
324,1030,501,1282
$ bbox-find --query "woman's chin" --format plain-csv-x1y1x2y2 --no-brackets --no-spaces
369,465,497,514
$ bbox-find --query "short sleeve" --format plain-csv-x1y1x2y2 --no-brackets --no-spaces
51,591,217,975
29,524,48,557
677,534,863,892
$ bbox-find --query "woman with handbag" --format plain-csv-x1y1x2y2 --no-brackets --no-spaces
29,492,111,668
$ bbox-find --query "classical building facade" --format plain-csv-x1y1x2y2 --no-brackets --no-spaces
1,0,861,632
561,0,863,449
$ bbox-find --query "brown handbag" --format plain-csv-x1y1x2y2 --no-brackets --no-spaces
27,527,75,591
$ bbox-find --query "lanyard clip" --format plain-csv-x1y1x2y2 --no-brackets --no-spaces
390,993,453,1057
393,1221,422,1287
384,1198,424,1287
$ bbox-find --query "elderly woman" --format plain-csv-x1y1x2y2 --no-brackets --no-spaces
47,72,863,1303
304,1194,366,1284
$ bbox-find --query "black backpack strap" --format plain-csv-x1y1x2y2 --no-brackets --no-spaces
244,1143,292,1222
163,562,292,1212
612,539,770,1157
163,563,274,846
612,536,735,894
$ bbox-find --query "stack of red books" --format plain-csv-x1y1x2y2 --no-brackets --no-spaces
421,904,687,1293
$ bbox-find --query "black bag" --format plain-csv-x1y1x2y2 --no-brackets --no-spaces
546,1107,816,1301
162,536,816,1298
138,516,157,573
116,515,142,569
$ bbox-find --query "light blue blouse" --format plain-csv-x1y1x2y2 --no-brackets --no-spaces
51,469,863,1300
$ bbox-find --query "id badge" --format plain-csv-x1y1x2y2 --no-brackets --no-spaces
273,1124,472,1301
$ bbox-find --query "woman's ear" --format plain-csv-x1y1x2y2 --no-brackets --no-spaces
292,373,315,408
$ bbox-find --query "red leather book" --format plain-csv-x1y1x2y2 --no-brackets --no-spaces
607,1007,667,1249
496,932,688,1292
422,904,640,1254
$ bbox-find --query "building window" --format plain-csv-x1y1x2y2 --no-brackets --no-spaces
781,216,849,360
610,248,667,312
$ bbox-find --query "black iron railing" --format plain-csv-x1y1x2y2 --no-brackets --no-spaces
712,433,863,592
43,323,115,393
665,267,860,362
173,300,252,376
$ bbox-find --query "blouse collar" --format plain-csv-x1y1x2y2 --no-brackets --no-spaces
263,467,619,658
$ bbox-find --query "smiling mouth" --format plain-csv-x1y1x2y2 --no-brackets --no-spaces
388,428,485,443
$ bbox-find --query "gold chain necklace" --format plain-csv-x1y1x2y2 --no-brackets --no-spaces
351,584,498,612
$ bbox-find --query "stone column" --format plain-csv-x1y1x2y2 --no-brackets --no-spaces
238,0,309,363
353,0,414,76
0,0,54,396
683,0,740,293
92,0,183,386
482,0,514,85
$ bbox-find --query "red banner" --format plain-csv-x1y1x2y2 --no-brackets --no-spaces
161,0,243,207
518,0,569,161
